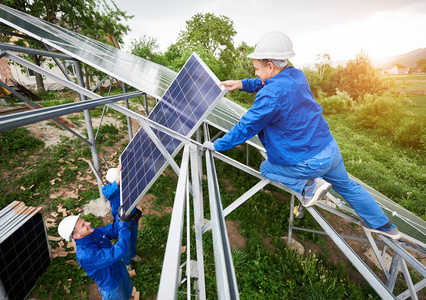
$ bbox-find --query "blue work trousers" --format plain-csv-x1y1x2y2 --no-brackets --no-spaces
99,271,133,300
260,138,389,229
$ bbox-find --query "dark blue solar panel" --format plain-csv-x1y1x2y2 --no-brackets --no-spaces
120,53,225,213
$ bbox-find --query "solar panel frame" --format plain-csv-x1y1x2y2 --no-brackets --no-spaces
119,53,227,214
0,4,176,99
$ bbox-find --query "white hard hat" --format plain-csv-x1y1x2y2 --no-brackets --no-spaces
106,168,118,183
58,214,80,242
247,31,295,60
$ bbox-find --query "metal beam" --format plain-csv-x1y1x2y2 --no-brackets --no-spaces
0,42,76,60
0,91,143,132
2,51,99,99
158,145,190,300
42,43,73,80
202,178,270,233
0,79,90,144
379,237,426,278
205,149,240,300
189,144,206,300
306,206,396,299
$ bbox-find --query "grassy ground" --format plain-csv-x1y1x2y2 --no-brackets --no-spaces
1,89,425,299
382,74,426,91
409,94,426,116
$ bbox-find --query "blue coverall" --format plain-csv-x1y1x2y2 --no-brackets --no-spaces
102,181,139,265
214,66,389,229
76,221,133,299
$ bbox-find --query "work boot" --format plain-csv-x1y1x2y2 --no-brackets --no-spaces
301,178,331,207
361,221,401,239
131,255,142,262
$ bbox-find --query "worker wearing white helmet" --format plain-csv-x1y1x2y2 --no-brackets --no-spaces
102,164,142,266
58,212,137,299
203,31,400,239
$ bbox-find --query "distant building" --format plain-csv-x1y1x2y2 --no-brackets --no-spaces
382,66,410,75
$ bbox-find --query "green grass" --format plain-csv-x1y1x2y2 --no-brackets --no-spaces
326,113,425,220
409,94,426,115
382,74,426,91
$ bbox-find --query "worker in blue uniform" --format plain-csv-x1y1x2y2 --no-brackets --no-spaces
58,212,140,299
102,164,141,266
202,31,400,239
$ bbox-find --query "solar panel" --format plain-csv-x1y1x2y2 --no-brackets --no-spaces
206,99,264,150
120,53,227,213
0,4,175,99
0,202,50,300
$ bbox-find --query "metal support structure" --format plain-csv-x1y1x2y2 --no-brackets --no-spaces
73,60,105,202
158,145,190,300
305,206,396,298
205,149,240,300
0,91,142,132
202,178,270,233
120,82,133,140
0,42,75,60
0,79,90,144
189,144,206,300
91,75,110,92
288,194,295,244
42,43,72,81
143,93,149,115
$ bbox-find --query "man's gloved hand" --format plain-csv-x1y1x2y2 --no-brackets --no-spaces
130,208,142,223
118,206,132,222
202,141,215,152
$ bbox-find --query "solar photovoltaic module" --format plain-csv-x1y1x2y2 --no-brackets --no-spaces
0,4,176,99
120,53,227,213
0,205,50,300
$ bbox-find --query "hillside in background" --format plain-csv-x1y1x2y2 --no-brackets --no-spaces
374,48,426,69
301,48,426,69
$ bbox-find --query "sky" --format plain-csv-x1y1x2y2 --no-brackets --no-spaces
116,0,426,67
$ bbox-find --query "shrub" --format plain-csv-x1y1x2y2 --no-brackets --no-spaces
316,90,354,114
394,118,426,150
353,93,413,135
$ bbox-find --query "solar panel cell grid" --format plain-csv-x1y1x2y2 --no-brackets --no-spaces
120,53,225,213
0,212,50,300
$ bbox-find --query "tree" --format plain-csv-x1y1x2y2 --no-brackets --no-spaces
130,35,165,66
394,63,407,69
227,42,256,103
175,13,237,80
338,51,386,101
416,58,426,72
314,53,337,96
2,0,133,91
315,53,333,82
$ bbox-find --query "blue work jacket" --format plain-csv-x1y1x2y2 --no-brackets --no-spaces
214,66,333,165
75,221,131,292
102,181,120,219
102,182,136,221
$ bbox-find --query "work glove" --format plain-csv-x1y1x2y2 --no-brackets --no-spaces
202,141,215,152
130,208,142,223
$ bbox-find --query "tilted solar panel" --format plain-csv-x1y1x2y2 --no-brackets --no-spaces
0,4,175,99
120,53,227,213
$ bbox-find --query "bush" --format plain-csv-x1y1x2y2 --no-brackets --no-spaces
317,90,354,114
394,118,426,150
353,93,413,135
